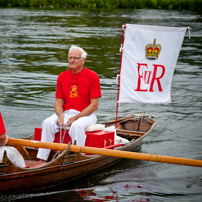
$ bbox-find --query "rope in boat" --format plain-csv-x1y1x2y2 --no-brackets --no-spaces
53,125,69,160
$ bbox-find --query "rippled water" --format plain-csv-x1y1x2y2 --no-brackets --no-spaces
0,8,202,202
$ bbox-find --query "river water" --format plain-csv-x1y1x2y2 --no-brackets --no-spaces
0,8,202,202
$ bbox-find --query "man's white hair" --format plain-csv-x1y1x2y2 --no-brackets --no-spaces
68,45,87,59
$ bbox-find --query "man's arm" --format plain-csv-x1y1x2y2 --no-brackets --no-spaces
55,98,64,126
66,97,99,127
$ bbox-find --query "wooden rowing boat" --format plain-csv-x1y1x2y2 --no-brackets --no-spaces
0,116,156,194
105,116,156,141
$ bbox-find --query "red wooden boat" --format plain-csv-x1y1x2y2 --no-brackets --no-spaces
0,116,156,193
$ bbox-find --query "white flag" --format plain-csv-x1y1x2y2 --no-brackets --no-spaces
119,24,187,104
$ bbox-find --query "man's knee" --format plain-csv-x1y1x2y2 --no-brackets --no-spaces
42,116,55,128
70,121,83,130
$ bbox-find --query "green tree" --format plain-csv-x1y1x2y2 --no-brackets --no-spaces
27,0,34,7
145,0,158,8
157,0,169,9
20,0,27,7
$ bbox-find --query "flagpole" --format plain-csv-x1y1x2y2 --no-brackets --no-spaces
115,23,126,128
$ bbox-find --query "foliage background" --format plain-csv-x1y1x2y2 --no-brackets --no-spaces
0,0,202,11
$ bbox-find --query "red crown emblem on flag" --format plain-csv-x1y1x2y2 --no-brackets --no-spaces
146,39,161,59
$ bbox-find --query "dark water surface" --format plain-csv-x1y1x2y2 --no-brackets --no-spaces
0,8,202,202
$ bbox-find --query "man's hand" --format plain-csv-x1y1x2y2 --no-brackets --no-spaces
65,116,77,127
57,115,64,126
55,98,64,126
65,98,99,127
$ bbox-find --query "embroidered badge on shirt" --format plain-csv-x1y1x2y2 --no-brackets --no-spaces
70,84,78,98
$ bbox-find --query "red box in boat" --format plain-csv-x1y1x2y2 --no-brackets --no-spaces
34,127,114,148
34,127,72,143
34,127,43,141
85,130,114,148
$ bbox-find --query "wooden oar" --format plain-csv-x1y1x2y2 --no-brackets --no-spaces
7,138,202,167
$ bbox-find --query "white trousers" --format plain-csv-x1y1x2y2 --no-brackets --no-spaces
37,109,97,161
0,146,26,168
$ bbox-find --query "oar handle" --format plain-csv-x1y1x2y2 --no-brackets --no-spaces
7,138,202,167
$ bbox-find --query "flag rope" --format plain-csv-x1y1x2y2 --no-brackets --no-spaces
115,23,126,128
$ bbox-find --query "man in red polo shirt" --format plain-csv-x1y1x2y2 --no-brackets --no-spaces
37,45,102,162
0,112,26,167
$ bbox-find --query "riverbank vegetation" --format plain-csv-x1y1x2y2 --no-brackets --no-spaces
0,0,202,11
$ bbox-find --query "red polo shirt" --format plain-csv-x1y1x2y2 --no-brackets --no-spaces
0,112,6,135
56,68,101,112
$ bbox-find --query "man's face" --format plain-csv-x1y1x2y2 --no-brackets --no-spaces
68,49,86,73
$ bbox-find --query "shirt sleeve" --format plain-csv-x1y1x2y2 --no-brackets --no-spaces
90,73,102,99
55,75,63,99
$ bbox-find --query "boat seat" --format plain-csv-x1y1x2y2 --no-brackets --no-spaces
54,124,105,132
34,126,114,148
85,124,105,132
25,160,46,168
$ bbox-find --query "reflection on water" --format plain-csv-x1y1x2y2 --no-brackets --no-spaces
0,8,202,202
76,184,151,202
